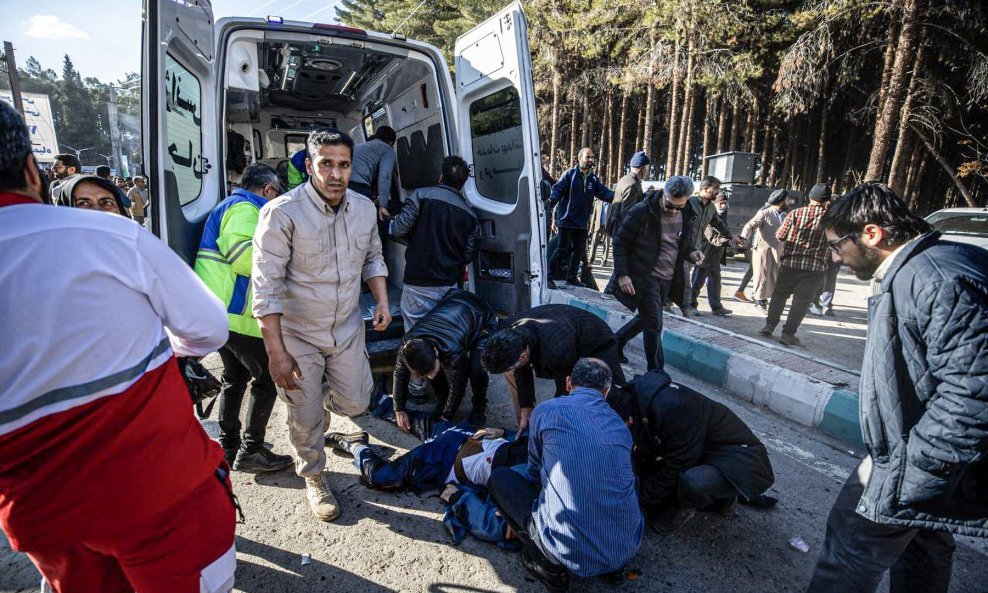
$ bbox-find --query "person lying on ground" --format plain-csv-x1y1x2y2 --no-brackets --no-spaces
325,396,527,494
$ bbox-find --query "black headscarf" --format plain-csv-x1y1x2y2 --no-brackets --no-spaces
59,174,131,218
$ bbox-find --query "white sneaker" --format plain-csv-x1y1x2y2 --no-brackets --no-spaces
305,473,341,522
809,304,824,316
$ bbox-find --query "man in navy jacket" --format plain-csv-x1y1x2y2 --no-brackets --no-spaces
808,182,987,593
548,147,613,287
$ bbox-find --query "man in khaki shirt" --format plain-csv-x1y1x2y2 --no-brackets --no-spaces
253,128,391,522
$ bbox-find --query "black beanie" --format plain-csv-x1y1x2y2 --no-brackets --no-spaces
767,189,788,205
808,183,832,202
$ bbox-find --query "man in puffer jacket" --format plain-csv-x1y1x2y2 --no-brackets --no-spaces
807,182,988,593
548,147,613,287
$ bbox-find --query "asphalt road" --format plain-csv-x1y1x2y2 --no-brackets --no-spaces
2,347,986,593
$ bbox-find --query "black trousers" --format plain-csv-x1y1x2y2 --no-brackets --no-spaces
217,331,278,454
738,263,754,293
615,276,671,372
489,467,561,566
430,348,489,415
550,227,589,283
677,465,738,509
807,459,955,593
766,267,825,337
814,260,841,309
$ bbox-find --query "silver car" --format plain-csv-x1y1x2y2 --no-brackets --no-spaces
925,207,988,250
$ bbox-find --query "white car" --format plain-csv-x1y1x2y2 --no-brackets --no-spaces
925,207,988,250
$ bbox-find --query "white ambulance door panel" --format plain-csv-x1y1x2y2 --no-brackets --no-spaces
142,0,219,265
454,2,545,314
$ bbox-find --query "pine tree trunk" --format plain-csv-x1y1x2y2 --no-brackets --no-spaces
549,67,562,175
580,92,591,149
907,150,928,210
866,0,922,181
716,95,728,152
768,126,780,186
679,84,697,176
780,120,797,187
816,100,830,183
701,93,714,176
746,105,758,152
634,96,645,156
910,123,976,207
888,43,925,195
759,119,772,184
568,88,579,165
665,43,681,177
675,39,695,175
728,101,741,150
876,17,900,124
643,82,656,158
600,90,612,184
616,89,629,182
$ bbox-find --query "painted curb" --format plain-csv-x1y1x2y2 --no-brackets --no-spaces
546,289,863,449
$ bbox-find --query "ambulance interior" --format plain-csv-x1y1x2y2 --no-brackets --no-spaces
221,31,450,358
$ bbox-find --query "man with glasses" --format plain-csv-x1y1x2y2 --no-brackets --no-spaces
194,163,293,474
807,182,987,593
759,182,832,346
611,175,704,370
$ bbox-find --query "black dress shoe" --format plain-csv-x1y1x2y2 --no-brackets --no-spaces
324,431,369,454
520,547,569,592
233,447,293,473
650,506,696,534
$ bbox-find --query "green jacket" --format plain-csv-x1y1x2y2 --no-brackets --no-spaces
193,189,267,338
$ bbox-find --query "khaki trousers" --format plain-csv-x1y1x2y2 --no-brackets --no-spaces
279,328,373,477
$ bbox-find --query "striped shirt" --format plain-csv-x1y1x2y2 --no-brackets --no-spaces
527,387,644,577
776,204,829,272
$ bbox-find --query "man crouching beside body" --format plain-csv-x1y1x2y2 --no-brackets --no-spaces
252,128,391,522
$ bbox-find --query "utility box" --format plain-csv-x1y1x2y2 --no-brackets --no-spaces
706,152,758,184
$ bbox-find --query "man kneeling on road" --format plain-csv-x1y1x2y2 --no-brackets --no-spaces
381,289,498,431
481,304,626,432
607,371,775,534
488,358,643,592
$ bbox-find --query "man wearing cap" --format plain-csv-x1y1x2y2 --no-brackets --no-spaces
601,151,650,297
759,182,832,346
606,151,650,236
548,147,614,288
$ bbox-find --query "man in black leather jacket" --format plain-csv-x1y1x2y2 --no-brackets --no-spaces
391,290,499,428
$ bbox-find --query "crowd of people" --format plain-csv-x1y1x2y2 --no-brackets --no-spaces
1,96,985,593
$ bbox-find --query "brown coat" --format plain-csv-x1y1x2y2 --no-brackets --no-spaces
741,207,784,300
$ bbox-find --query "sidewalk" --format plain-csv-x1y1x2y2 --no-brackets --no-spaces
554,258,869,448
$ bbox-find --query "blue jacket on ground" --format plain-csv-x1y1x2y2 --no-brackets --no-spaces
549,166,613,230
